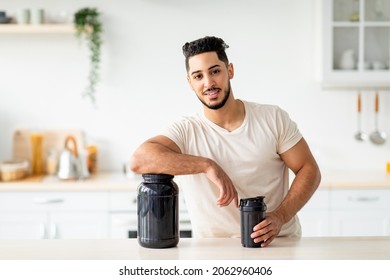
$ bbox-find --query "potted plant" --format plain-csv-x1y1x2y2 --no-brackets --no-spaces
74,7,103,104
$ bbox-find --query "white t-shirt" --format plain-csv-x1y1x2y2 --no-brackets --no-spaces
162,100,303,238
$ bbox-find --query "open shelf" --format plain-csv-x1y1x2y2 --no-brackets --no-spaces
0,24,74,34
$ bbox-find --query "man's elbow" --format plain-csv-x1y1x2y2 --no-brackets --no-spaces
129,154,142,174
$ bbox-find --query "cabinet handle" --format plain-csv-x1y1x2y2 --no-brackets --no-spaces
33,198,65,204
348,196,379,202
113,218,136,226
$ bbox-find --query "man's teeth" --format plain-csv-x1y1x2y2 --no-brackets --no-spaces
205,89,218,95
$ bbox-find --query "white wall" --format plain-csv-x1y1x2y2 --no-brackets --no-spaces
1,0,389,173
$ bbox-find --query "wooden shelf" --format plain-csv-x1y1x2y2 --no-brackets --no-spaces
0,24,74,34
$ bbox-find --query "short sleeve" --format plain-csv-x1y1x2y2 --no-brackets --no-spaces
160,118,188,154
276,108,302,154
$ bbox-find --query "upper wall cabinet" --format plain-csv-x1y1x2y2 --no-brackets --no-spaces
323,0,390,90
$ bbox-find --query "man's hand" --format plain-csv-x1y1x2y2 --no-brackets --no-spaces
250,211,284,247
204,160,238,208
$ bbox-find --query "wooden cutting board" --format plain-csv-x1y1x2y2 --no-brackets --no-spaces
12,128,85,163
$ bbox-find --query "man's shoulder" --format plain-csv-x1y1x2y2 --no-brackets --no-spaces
243,100,283,115
170,114,203,128
176,114,202,122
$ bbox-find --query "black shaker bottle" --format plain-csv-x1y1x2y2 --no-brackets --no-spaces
239,196,267,248
137,174,179,248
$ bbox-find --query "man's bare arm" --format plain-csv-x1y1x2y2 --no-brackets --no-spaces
130,135,238,207
252,138,321,247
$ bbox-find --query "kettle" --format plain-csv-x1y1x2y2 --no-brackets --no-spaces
57,135,89,180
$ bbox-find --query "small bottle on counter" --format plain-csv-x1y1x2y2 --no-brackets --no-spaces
30,133,44,175
45,149,58,176
86,145,97,174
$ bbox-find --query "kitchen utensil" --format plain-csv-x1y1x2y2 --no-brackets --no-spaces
369,92,386,145
57,135,81,180
354,93,368,141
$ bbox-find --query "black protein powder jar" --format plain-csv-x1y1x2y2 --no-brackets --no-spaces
239,196,267,248
137,174,179,248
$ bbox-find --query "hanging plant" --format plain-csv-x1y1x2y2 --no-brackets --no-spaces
74,7,103,104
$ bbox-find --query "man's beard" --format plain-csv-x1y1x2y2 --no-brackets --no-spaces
198,82,231,110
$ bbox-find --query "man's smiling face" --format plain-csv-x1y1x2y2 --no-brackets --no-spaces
187,52,233,110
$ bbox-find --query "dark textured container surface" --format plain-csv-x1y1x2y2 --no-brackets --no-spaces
240,196,267,248
137,174,179,249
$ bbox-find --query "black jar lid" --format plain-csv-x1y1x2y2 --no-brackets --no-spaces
139,174,178,196
142,173,174,182
239,196,267,212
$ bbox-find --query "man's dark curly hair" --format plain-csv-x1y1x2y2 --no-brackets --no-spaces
182,36,230,73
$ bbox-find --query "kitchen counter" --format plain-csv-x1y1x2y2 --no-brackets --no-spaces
2,170,390,192
0,172,141,192
0,237,389,260
320,170,390,189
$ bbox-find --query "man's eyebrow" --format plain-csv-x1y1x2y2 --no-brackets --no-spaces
190,64,221,76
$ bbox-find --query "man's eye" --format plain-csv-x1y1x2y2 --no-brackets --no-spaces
194,74,202,80
211,69,220,75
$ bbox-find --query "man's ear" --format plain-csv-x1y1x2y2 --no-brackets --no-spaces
228,63,234,79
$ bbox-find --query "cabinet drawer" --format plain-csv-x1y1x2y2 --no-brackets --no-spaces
0,192,108,211
109,192,137,211
301,189,330,210
331,189,390,210
109,192,188,211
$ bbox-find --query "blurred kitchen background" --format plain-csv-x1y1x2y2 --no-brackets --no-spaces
1,0,390,174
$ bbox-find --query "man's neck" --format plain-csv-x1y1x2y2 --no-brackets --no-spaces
204,98,245,132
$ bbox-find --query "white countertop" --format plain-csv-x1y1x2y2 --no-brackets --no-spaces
320,170,390,189
1,170,390,192
0,237,389,260
0,172,141,192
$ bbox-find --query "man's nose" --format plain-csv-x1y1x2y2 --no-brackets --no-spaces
204,74,215,88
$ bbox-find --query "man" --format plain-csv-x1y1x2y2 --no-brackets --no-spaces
130,36,321,247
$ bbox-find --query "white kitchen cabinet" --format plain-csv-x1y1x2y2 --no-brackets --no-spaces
298,189,331,236
49,212,108,239
108,191,138,238
0,212,48,239
299,188,390,237
323,0,390,89
0,192,109,239
329,189,390,236
108,191,192,239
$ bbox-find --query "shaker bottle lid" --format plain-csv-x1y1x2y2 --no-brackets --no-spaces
239,196,267,212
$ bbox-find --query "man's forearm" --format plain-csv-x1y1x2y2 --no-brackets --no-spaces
130,142,211,175
274,163,321,224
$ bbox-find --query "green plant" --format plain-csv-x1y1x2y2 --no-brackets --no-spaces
74,7,103,104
